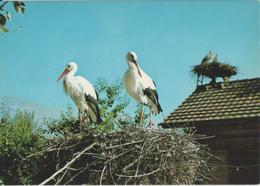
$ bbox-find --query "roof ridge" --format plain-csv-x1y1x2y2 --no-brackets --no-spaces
194,77,260,93
201,77,260,86
163,76,260,127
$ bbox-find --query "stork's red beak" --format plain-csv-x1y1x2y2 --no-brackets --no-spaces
132,60,142,77
57,68,70,82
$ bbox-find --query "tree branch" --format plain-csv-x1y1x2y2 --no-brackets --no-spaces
0,1,8,10
39,143,98,185
116,168,161,178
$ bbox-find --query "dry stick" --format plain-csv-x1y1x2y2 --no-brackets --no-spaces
56,166,69,185
105,140,143,150
64,167,88,185
56,159,87,185
109,162,116,185
39,143,98,185
64,161,99,185
122,159,139,172
100,164,107,185
135,137,146,177
110,148,135,161
116,168,160,178
25,145,57,159
57,141,67,158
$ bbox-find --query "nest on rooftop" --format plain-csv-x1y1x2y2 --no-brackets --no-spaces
192,61,237,80
29,127,215,185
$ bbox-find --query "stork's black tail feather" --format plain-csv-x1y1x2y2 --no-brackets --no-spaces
85,93,102,124
143,87,163,114
96,105,102,124
157,102,163,114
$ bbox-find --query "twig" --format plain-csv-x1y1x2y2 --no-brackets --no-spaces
122,158,139,172
109,162,116,185
57,141,66,157
135,137,146,177
27,145,56,156
105,140,143,150
116,168,160,178
0,1,8,10
25,143,78,159
64,167,88,185
100,164,107,185
39,143,98,185
56,166,69,185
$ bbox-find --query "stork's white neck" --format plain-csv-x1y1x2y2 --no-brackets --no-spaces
127,60,139,70
65,68,77,81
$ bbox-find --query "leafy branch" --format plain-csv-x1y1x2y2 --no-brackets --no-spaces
0,1,25,33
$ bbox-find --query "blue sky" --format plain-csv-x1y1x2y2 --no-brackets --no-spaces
0,0,259,120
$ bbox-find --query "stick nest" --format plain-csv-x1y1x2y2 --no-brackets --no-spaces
192,62,237,79
33,128,214,185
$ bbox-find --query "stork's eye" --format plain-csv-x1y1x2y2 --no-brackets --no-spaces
68,65,71,68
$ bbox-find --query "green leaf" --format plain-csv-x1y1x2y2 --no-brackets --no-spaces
13,1,26,14
0,25,9,32
16,6,25,14
5,12,11,21
0,14,6,25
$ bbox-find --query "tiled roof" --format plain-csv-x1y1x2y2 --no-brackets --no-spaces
162,78,260,127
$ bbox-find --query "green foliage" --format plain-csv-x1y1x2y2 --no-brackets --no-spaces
0,1,25,33
94,78,130,131
0,104,45,185
43,106,80,137
13,1,26,14
134,104,149,127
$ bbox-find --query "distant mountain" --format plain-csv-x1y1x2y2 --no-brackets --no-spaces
0,96,60,120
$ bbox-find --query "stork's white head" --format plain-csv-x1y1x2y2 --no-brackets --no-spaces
126,51,142,77
126,51,137,62
67,62,78,73
57,62,78,81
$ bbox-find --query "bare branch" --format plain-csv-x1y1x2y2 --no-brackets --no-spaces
0,1,8,10
116,168,161,178
39,143,98,185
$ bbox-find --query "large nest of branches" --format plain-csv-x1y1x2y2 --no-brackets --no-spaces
30,127,214,185
192,62,237,79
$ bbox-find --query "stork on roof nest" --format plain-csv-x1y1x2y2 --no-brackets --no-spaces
192,51,238,86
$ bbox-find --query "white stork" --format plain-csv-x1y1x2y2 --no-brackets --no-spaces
212,53,218,63
57,62,102,132
201,50,212,64
123,51,163,128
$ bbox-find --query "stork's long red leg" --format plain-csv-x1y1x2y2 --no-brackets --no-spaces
85,114,89,128
139,104,144,127
149,111,153,128
79,112,83,132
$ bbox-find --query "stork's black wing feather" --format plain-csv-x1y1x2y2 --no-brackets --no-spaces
153,80,157,87
201,56,209,64
85,94,102,124
95,89,99,100
63,80,68,94
143,88,163,113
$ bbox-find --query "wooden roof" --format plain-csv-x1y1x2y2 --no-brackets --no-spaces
161,78,260,128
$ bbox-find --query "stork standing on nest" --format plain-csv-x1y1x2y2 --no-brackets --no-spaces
197,50,213,86
57,62,102,132
201,50,213,65
123,51,163,128
212,53,218,63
